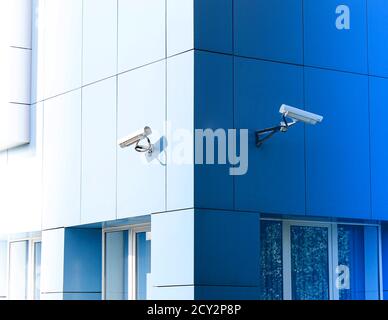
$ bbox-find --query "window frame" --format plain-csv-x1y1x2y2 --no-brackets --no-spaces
261,218,383,300
7,236,41,300
282,221,334,300
102,224,151,300
29,239,42,300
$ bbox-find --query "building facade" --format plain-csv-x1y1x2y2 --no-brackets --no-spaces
0,0,388,300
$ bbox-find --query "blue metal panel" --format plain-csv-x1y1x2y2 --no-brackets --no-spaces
194,51,234,210
195,286,260,300
370,76,388,220
234,57,305,215
368,0,388,77
304,0,368,73
63,293,101,300
305,67,370,218
63,228,102,293
194,210,260,286
234,0,303,64
194,0,233,53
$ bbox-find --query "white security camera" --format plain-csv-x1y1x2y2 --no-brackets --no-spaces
279,104,323,125
118,126,153,153
256,104,323,147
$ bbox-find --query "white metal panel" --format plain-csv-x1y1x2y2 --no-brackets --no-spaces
9,0,32,49
149,286,195,300
166,52,194,211
118,0,165,72
42,90,81,229
43,0,82,98
83,0,117,85
117,61,165,218
9,47,31,104
0,104,30,152
30,0,46,104
40,292,63,300
151,210,194,287
167,0,194,56
81,78,117,224
40,229,65,294
4,104,43,235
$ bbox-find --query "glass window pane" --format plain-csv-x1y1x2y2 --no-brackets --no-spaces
9,241,28,300
291,226,329,300
33,242,42,300
136,232,151,300
105,231,129,300
260,221,283,300
0,241,7,299
337,225,380,300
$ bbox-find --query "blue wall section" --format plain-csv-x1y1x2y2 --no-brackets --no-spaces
63,293,101,300
234,0,303,64
194,51,234,210
370,76,388,220
195,286,260,300
234,57,305,215
194,0,233,53
194,210,260,286
150,209,260,300
63,228,102,293
368,0,388,78
305,67,370,218
304,0,368,73
193,1,388,221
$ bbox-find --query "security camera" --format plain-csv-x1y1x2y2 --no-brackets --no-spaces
279,104,323,125
118,126,153,153
256,104,323,148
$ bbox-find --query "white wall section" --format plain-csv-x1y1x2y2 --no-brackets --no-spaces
0,0,32,152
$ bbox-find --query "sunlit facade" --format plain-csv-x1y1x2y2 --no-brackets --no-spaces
1,0,388,300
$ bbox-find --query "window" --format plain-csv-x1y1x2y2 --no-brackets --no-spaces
7,238,41,300
337,225,380,300
104,230,129,300
135,231,151,300
32,241,42,300
260,220,283,300
8,241,28,300
260,219,382,300
103,225,151,300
